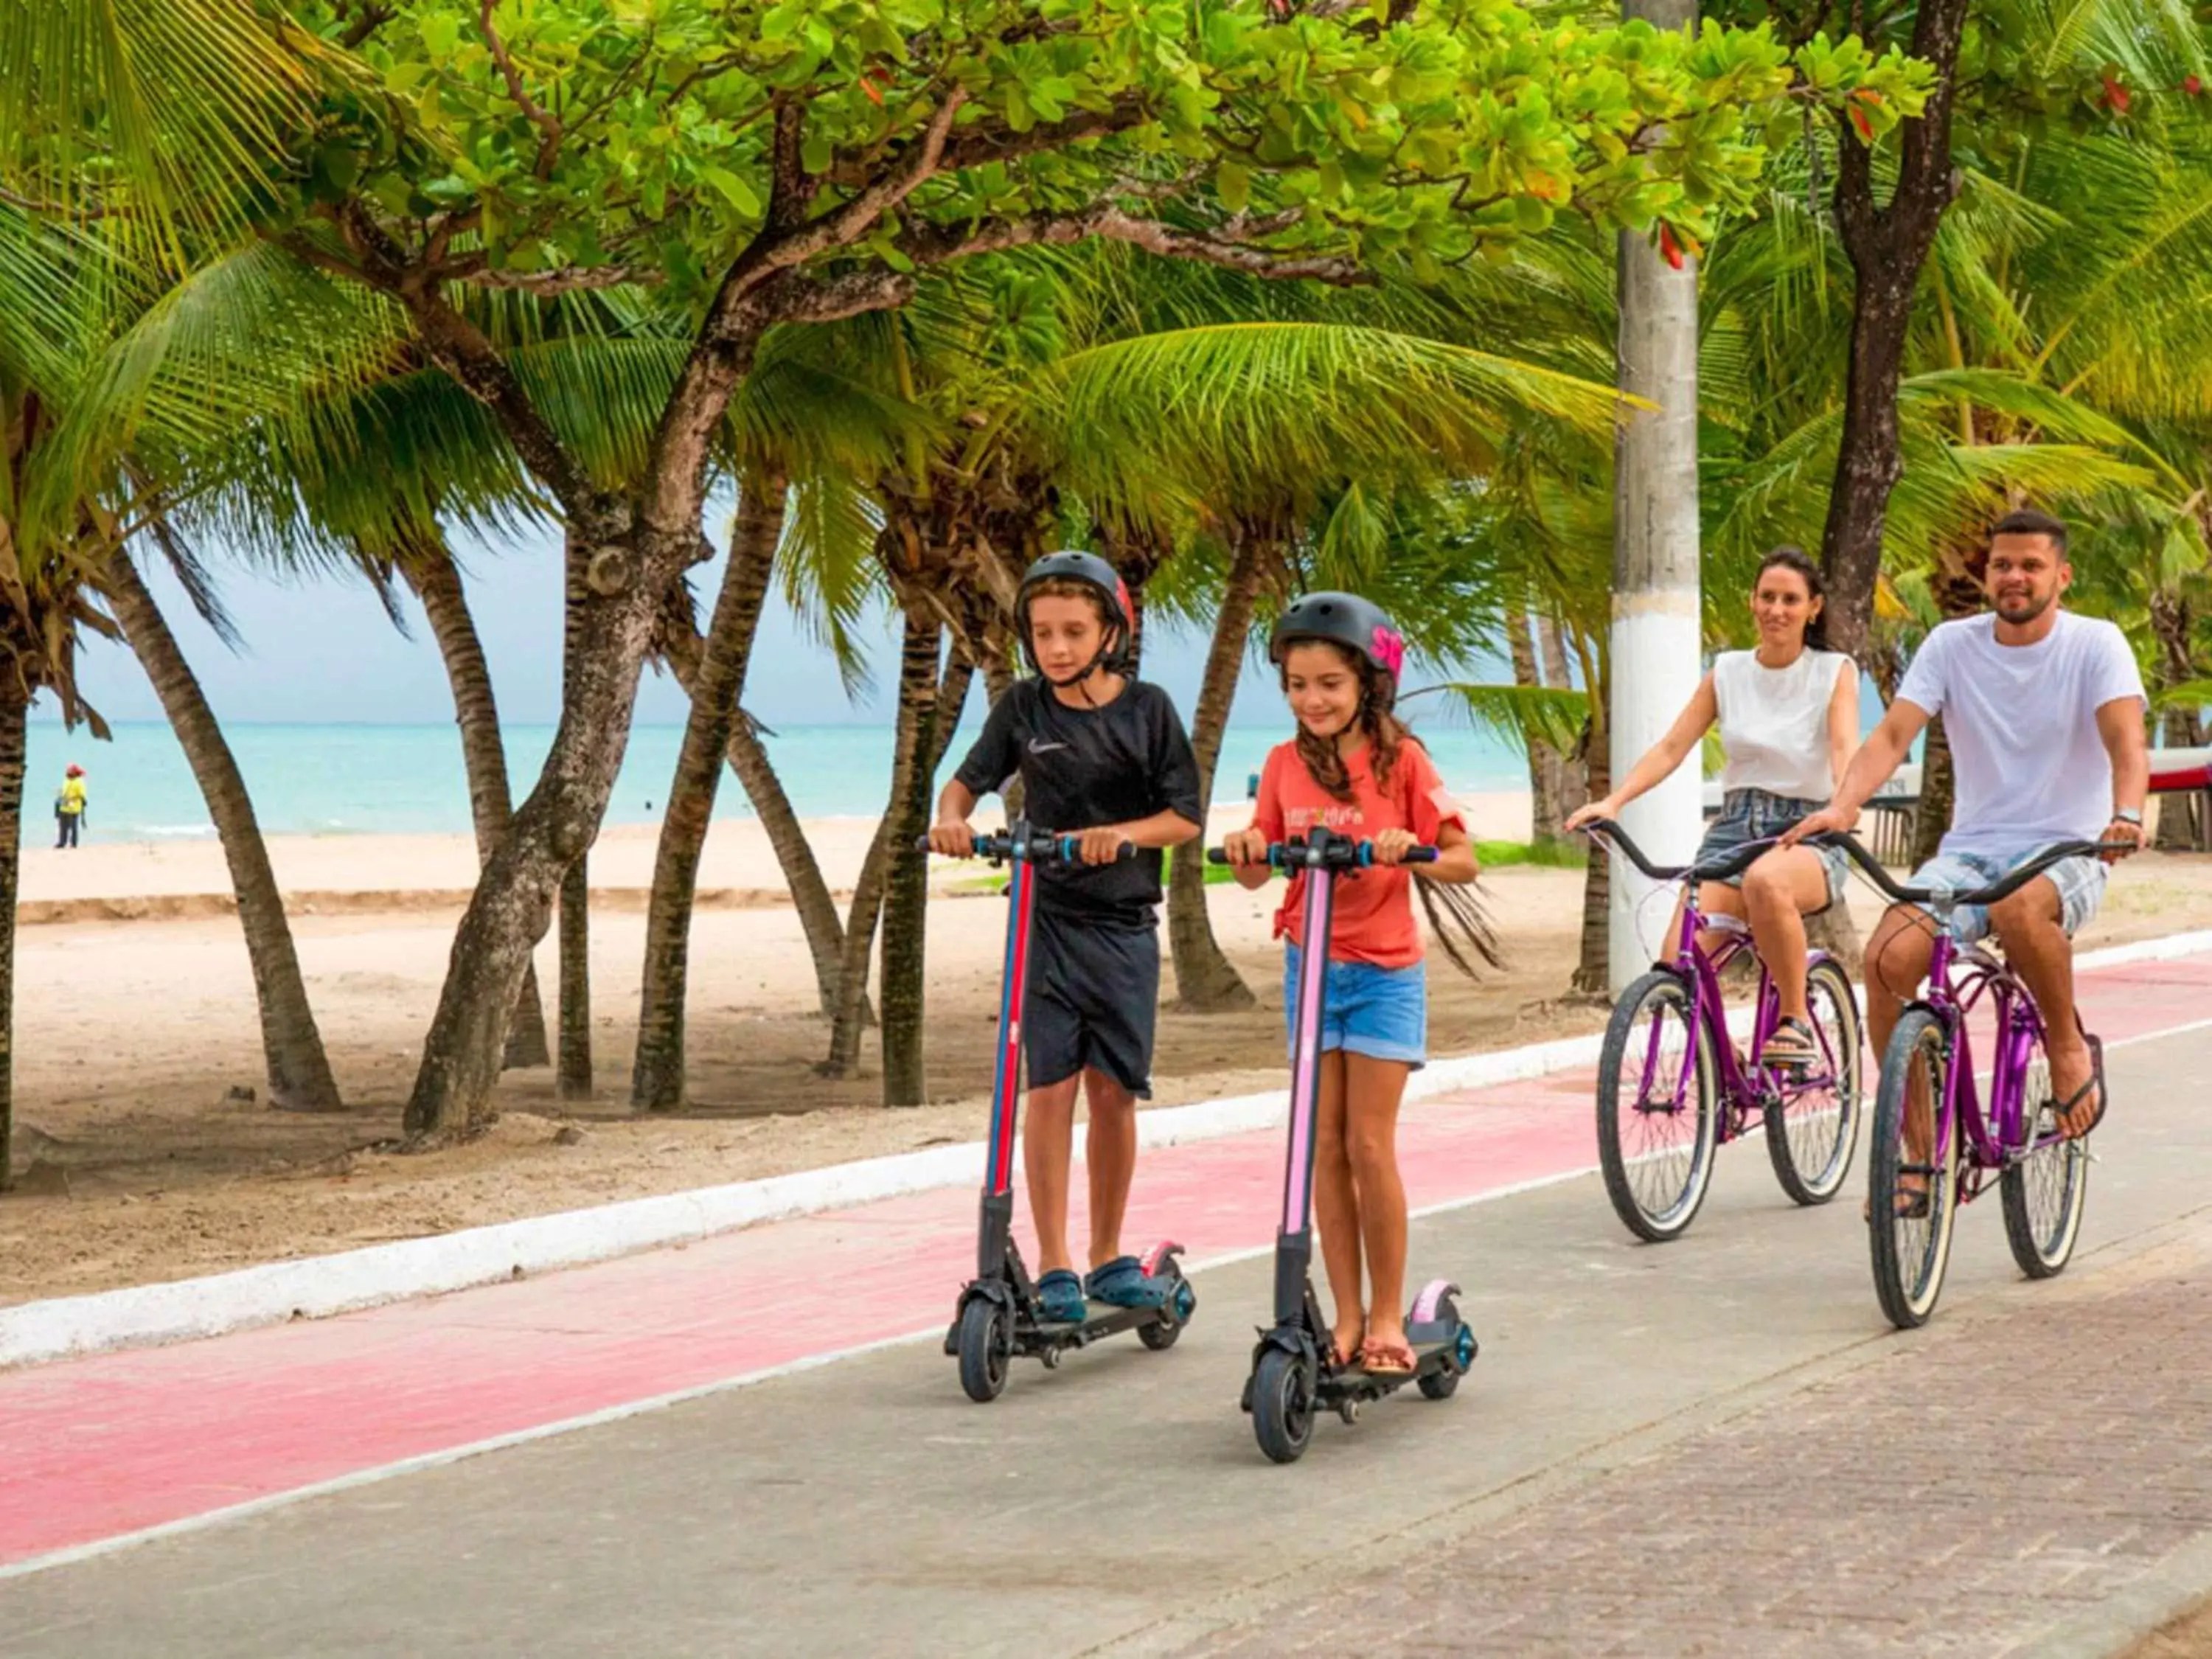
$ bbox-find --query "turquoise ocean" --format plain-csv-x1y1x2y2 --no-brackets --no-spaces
24,717,1528,844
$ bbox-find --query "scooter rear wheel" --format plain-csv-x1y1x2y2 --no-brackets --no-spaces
1136,1268,1196,1351
956,1297,1012,1403
1251,1347,1315,1464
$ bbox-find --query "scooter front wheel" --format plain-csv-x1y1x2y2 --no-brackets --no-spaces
956,1296,1012,1402
1251,1347,1315,1464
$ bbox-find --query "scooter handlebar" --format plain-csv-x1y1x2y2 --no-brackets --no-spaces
1206,836,1439,870
916,828,1140,866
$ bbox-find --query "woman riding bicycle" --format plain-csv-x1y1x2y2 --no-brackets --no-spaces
1567,548,1859,1071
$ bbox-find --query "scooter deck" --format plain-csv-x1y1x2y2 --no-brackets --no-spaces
1315,1339,1457,1402
1021,1300,1169,1349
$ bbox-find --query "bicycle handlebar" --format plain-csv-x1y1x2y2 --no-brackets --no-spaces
1574,817,1771,886
1206,831,1439,872
1814,833,2126,908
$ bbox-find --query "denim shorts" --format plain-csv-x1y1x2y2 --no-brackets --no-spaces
1907,846,2107,945
1696,788,1848,909
1282,945,1427,1068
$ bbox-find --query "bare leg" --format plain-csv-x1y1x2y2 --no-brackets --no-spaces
1309,1051,1365,1364
1691,880,1746,961
1741,848,1831,1023
1023,1074,1080,1276
1988,877,2096,1135
1344,1053,1413,1359
1082,1067,1140,1269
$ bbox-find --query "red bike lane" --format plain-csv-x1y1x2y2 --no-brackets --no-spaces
5,954,2209,1574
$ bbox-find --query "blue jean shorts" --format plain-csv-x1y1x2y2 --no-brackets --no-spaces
1907,846,2107,944
1283,945,1427,1068
1696,788,1848,909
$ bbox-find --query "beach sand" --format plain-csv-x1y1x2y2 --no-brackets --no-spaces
8,793,2212,1307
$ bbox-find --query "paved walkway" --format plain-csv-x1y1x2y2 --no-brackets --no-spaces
4,955,2212,1655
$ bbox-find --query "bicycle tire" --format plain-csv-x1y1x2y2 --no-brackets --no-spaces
2001,1055,2090,1279
1868,1009,1962,1329
1764,956,1864,1205
1596,970,1718,1243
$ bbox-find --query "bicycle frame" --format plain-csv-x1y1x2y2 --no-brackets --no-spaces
1642,885,1846,1141
1909,930,2053,1203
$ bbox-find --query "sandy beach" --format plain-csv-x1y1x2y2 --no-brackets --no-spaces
9,790,2212,1308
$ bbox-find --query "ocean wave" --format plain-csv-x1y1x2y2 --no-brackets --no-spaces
133,824,218,838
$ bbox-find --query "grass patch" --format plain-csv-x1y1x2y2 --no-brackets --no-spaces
1475,838,1588,870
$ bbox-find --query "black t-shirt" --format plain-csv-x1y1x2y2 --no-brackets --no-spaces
953,678,1203,927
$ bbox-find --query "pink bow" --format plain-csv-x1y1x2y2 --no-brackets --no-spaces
1372,625,1405,677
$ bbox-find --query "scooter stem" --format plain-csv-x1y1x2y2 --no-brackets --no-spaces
1275,827,1341,1327
978,818,1039,1277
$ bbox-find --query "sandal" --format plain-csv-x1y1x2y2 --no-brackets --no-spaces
1863,1173,1931,1222
1329,1321,1365,1371
1761,1017,1818,1074
1358,1334,1417,1379
2051,1033,2108,1141
1084,1255,1168,1310
1037,1269,1088,1324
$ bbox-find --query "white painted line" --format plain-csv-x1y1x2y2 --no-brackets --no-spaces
5,929,2205,1373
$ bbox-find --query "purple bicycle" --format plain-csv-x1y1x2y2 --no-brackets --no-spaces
1583,818,1865,1243
1822,835,2110,1329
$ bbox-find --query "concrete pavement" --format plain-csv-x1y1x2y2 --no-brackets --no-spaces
4,966,2212,1655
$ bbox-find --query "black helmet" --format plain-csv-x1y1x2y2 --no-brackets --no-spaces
1015,551,1135,683
1268,591,1406,686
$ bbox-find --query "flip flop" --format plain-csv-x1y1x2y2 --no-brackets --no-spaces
1863,1175,1931,1222
1329,1323,1366,1370
1084,1255,1169,1310
2051,1033,2108,1141
1760,1017,1819,1074
1036,1269,1088,1324
1358,1335,1417,1379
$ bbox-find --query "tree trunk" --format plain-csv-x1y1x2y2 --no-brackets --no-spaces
557,854,592,1101
406,550,549,1071
2156,708,2208,852
824,644,974,1079
1818,0,1971,660
105,546,344,1110
1539,615,1586,822
0,673,23,1186
877,606,950,1107
1509,602,1568,841
1169,529,1264,1012
631,476,789,1110
656,581,847,1020
1610,10,1704,996
1910,714,1955,869
1571,715,1613,995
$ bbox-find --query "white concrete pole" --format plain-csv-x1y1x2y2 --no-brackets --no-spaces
1609,0,1703,992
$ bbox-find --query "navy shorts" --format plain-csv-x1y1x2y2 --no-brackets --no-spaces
1283,945,1427,1068
1025,909,1160,1097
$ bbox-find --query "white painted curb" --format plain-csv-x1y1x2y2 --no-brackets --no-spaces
8,928,2208,1373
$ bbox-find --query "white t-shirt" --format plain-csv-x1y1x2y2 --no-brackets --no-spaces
1713,648,1851,802
1896,611,2146,858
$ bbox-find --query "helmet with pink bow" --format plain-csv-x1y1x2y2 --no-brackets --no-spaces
1267,591,1406,709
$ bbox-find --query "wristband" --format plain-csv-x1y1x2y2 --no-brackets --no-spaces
2112,808,2143,827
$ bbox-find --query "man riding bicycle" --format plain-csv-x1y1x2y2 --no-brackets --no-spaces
1787,509,2147,1141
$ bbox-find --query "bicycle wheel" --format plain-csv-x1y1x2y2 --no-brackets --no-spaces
2002,1055,2090,1279
1596,970,1718,1243
1764,956,1864,1205
1868,1009,1962,1329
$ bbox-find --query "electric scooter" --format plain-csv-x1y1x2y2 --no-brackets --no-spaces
923,821,1197,1403
1208,825,1479,1463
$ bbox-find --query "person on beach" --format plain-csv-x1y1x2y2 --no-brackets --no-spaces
929,552,1203,1323
1221,593,1498,1379
54,764,87,849
1566,548,1858,1071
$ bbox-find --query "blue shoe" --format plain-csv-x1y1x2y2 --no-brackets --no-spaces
1036,1269,1088,1324
1085,1255,1169,1310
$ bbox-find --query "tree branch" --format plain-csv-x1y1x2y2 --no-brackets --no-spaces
479,0,564,179
440,257,660,293
338,2,395,49
900,205,1366,285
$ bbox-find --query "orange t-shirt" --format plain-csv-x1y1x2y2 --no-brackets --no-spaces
1251,737,1465,968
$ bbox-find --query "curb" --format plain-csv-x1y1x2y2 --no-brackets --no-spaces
7,926,2208,1374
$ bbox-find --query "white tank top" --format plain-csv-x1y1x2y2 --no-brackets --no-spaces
1712,648,1849,803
